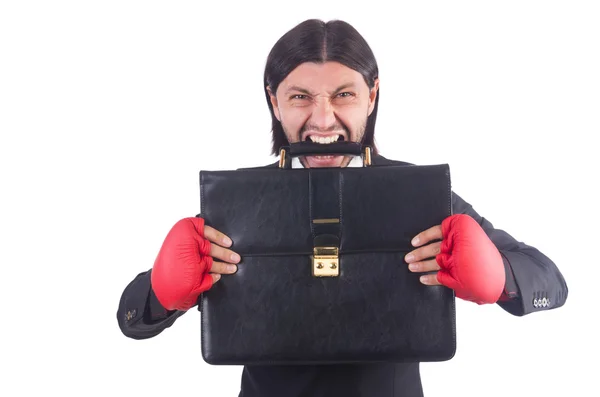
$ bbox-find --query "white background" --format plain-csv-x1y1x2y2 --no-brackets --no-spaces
1,1,598,396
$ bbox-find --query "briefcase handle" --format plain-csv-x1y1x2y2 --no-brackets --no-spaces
278,142,372,168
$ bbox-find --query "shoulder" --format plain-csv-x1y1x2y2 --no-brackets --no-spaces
236,162,279,170
371,154,415,167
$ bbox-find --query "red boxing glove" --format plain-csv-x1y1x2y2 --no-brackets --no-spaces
150,217,214,311
435,214,506,304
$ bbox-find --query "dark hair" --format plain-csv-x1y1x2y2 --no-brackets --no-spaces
264,19,380,156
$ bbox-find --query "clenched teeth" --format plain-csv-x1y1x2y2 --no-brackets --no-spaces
309,135,340,144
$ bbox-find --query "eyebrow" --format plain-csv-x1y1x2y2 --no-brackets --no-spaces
285,83,357,96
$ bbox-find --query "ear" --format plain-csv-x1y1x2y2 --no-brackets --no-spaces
266,86,281,121
367,78,379,116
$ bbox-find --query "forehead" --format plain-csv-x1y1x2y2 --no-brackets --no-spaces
279,61,367,94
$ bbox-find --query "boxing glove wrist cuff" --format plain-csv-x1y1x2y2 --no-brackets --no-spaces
149,286,176,321
500,253,520,300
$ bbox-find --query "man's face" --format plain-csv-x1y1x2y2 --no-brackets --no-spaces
268,61,379,168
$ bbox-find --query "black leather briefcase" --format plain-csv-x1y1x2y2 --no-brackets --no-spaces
198,142,456,365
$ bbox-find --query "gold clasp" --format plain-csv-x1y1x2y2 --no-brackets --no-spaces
312,246,339,277
278,148,287,168
363,146,372,167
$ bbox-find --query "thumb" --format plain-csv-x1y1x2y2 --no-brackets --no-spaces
436,269,461,292
436,253,464,295
191,272,215,297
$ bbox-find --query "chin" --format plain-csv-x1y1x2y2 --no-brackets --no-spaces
304,155,346,168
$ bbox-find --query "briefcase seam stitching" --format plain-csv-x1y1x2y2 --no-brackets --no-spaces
199,171,206,357
309,171,316,241
446,166,452,216
200,172,205,219
445,166,457,351
339,172,343,236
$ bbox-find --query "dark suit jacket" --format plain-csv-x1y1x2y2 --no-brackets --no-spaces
117,154,568,397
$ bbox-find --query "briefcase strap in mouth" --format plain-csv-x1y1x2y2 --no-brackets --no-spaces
278,142,372,168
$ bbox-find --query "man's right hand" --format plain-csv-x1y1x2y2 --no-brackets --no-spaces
150,217,240,311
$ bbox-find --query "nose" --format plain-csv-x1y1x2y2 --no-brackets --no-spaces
310,97,336,130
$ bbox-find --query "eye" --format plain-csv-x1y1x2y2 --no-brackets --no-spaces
336,92,355,98
290,94,308,100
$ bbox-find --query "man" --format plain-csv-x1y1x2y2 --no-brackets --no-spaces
117,18,568,397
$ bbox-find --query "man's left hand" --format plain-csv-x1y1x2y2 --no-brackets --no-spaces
404,214,506,304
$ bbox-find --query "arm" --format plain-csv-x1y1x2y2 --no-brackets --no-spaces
452,192,568,316
117,269,185,340
117,214,239,339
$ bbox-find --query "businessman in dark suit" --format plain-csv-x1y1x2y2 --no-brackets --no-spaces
117,18,568,397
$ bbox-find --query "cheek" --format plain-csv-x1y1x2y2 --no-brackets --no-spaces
281,107,311,131
336,107,365,134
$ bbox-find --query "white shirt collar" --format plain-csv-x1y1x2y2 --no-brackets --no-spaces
291,156,363,169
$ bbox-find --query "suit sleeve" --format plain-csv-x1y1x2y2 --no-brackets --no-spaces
452,192,568,316
117,269,186,339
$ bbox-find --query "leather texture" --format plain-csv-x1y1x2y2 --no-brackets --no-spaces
199,163,455,365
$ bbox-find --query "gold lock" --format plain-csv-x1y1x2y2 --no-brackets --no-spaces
312,246,339,277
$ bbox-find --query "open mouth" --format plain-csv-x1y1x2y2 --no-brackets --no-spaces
302,133,347,167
